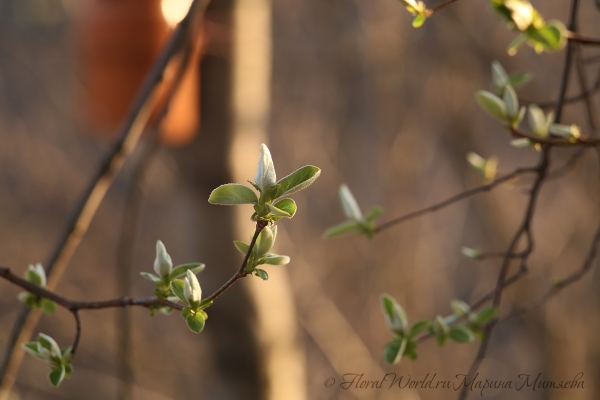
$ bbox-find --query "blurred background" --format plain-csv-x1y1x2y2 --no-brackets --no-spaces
1,0,600,399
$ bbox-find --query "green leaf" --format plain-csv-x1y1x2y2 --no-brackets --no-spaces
451,299,471,317
408,320,432,338
448,326,475,343
233,240,250,255
461,246,481,259
208,183,259,205
503,84,519,118
259,254,291,265
383,338,407,364
49,365,66,387
23,342,40,357
255,227,275,257
473,307,499,326
41,299,56,315
170,263,205,280
273,199,297,218
64,363,74,377
323,221,360,239
509,72,532,89
25,269,43,287
476,91,507,121
199,299,213,309
528,104,548,136
412,13,426,28
365,206,384,222
140,272,161,282
61,346,72,360
248,180,261,192
527,21,566,52
381,294,408,335
186,313,206,333
181,307,193,318
507,34,527,56
255,269,269,280
272,166,321,199
491,61,509,91
403,340,418,360
171,280,187,304
266,202,292,218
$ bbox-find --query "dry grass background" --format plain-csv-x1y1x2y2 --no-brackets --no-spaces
1,0,600,399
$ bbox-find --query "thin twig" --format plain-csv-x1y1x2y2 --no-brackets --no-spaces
0,267,182,312
425,0,459,16
374,167,537,234
566,31,600,46
204,220,269,303
71,311,81,356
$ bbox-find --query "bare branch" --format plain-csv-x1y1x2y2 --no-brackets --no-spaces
374,167,537,234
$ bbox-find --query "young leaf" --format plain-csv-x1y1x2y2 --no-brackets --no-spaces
266,202,292,218
381,294,408,335
408,320,432,338
49,365,66,387
473,307,499,325
272,166,321,199
41,299,56,315
448,326,475,343
383,339,407,364
528,104,548,137
475,91,507,121
208,183,258,205
255,269,269,280
412,13,426,28
273,198,297,218
450,299,471,317
140,272,161,282
186,313,206,333
22,342,40,357
339,184,363,220
170,263,205,280
323,221,360,238
171,280,187,304
503,84,519,118
461,246,481,260
365,206,384,222
509,72,532,89
233,240,250,255
255,227,275,257
491,61,509,91
259,254,291,266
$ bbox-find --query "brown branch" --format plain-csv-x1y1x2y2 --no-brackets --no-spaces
425,0,459,16
0,267,182,313
567,31,600,46
373,167,537,234
71,311,81,357
509,126,600,147
204,220,269,303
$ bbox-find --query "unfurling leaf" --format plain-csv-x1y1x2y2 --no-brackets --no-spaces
209,183,259,205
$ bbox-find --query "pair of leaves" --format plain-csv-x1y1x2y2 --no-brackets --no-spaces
23,335,73,387
18,293,56,314
141,263,205,285
209,165,320,206
181,307,209,333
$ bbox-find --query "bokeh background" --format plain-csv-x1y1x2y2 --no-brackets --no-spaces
1,0,600,399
